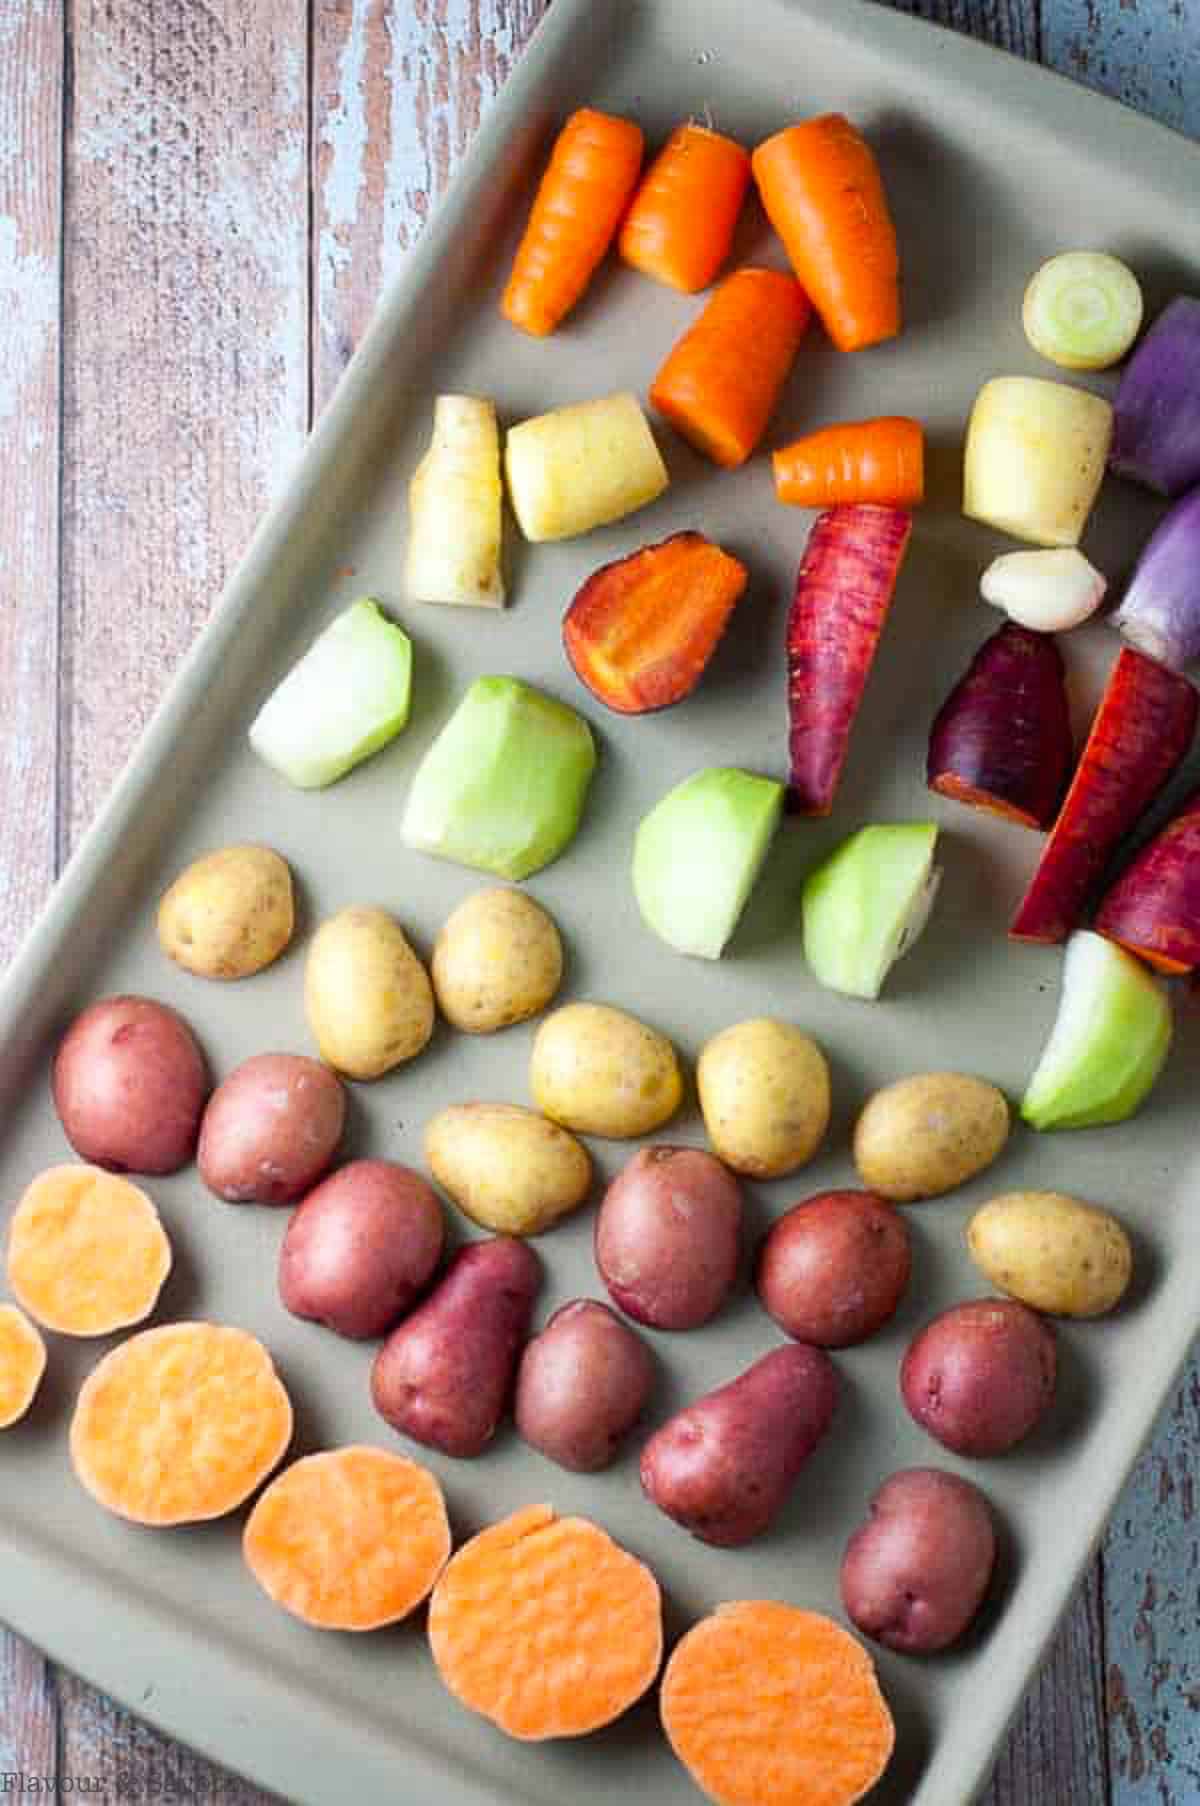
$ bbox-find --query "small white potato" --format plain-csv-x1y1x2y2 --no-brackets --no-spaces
407,395,504,607
980,547,1107,632
425,1103,591,1236
305,906,434,1080
157,845,294,980
505,393,669,543
854,1072,1010,1202
432,888,563,1033
963,376,1113,547
967,1190,1132,1318
697,1018,830,1179
530,1002,682,1138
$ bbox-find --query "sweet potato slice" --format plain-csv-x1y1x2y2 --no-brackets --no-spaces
428,1503,662,1738
0,1304,47,1427
7,1164,171,1336
70,1322,292,1525
661,1601,895,1806
244,1446,450,1630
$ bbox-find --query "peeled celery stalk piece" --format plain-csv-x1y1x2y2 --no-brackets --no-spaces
802,822,941,1000
402,676,596,880
1021,930,1172,1130
633,767,784,959
249,598,412,790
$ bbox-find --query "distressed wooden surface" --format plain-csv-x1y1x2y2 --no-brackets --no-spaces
0,0,1197,1800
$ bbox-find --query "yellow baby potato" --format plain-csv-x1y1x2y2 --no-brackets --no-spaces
854,1073,1010,1202
305,906,434,1080
697,1018,830,1179
530,1003,682,1138
432,888,563,1033
967,1190,1132,1318
157,844,294,980
425,1103,591,1236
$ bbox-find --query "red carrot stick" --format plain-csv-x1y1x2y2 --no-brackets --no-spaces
1095,789,1200,973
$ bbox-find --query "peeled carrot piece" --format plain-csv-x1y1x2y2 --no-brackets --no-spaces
650,267,810,468
752,115,900,353
619,123,751,293
428,1503,662,1739
501,109,644,337
7,1165,171,1336
244,1447,450,1631
70,1322,292,1526
0,1304,46,1428
661,1601,895,1806
774,417,924,507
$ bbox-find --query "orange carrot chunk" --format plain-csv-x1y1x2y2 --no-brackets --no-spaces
752,115,900,353
774,417,924,508
428,1503,662,1739
0,1304,46,1428
650,267,811,468
244,1447,451,1631
7,1164,172,1337
501,109,644,337
661,1601,895,1806
620,122,751,293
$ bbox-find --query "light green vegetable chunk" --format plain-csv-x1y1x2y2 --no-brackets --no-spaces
1022,252,1143,372
249,598,412,790
802,822,940,1000
402,676,596,880
633,767,784,960
1022,930,1172,1130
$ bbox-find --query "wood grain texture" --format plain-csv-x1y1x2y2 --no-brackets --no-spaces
57,1678,280,1804
0,1632,55,1788
881,0,1040,57
1043,0,1200,135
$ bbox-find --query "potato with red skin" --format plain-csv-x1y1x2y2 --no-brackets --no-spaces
371,1237,540,1458
52,996,210,1176
841,1468,997,1652
901,1299,1056,1456
515,1299,654,1472
279,1160,446,1340
198,1053,345,1205
756,1190,910,1347
640,1343,837,1546
594,1146,742,1331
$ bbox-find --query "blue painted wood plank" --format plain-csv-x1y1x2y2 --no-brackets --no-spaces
1043,0,1200,137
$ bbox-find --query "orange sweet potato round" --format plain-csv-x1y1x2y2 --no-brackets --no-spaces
8,1164,172,1336
0,1304,47,1428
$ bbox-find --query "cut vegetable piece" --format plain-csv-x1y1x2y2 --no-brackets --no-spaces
619,122,750,293
0,1305,46,1428
406,395,503,608
562,531,747,715
7,1165,172,1336
981,547,1107,633
70,1323,292,1525
963,376,1113,547
243,1447,450,1631
1095,788,1200,972
1011,648,1197,942
773,417,924,508
927,624,1073,829
1111,487,1200,671
428,1504,662,1739
650,267,811,468
661,1601,895,1806
1022,252,1143,371
633,767,784,959
786,504,913,815
505,393,668,542
402,676,596,880
752,113,900,353
501,108,643,337
1022,930,1172,1130
1111,296,1200,495
802,823,940,1000
249,599,412,790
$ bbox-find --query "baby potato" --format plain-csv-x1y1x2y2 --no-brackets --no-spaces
530,1003,683,1138
425,1103,591,1236
157,845,294,980
854,1073,1010,1202
432,888,563,1033
305,906,434,1080
697,1018,830,1179
967,1191,1132,1318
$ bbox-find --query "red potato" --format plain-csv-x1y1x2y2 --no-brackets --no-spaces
901,1299,1056,1456
1095,787,1200,973
756,1190,911,1347
1012,647,1198,943
371,1237,541,1457
515,1299,654,1472
927,623,1073,829
279,1160,446,1340
595,1146,742,1331
52,996,210,1176
786,505,913,815
640,1343,837,1546
198,1053,345,1204
841,1468,997,1653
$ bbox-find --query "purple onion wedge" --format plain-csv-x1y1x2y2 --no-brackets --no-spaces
1110,297,1200,497
1112,487,1200,670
